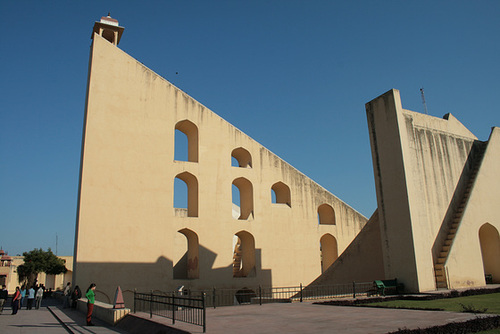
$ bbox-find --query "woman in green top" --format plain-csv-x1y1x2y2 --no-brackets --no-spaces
85,283,96,326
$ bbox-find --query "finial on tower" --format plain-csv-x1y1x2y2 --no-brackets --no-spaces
92,14,124,46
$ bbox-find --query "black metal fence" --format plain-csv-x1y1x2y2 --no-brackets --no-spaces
187,281,374,308
133,282,374,331
134,291,206,332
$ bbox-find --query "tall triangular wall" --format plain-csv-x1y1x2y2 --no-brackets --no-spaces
73,33,368,302
365,89,500,292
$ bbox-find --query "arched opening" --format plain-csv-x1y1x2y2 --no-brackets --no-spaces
479,223,500,283
174,172,198,217
271,181,291,207
318,204,336,225
320,234,338,273
174,129,188,161
235,288,256,304
174,229,199,279
175,120,198,162
101,29,116,44
233,231,256,278
232,184,241,219
174,178,188,210
232,177,253,220
231,147,252,168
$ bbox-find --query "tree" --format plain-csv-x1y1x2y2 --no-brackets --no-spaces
17,248,67,288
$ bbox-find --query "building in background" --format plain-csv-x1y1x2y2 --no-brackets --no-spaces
0,249,73,294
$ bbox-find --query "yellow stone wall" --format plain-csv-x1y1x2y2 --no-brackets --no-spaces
74,35,367,304
366,89,500,292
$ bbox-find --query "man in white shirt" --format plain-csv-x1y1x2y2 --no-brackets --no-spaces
35,285,44,309
27,286,35,310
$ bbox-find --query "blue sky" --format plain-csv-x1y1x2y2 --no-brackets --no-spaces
1,1,499,256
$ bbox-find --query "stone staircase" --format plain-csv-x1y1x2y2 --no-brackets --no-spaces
434,141,487,289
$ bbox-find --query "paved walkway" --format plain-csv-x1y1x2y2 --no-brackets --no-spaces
0,298,126,334
1,288,498,334
135,301,488,334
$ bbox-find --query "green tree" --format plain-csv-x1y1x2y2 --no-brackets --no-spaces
17,248,67,288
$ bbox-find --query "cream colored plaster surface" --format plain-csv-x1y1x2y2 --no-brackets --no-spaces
366,89,498,292
74,34,367,305
401,108,477,291
446,127,500,288
366,89,419,291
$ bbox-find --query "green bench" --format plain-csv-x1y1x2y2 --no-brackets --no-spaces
374,279,404,296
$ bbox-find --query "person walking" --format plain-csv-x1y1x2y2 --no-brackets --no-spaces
85,283,96,326
63,282,71,308
71,285,82,309
27,286,35,310
35,284,44,309
20,286,26,309
0,285,8,314
11,286,21,315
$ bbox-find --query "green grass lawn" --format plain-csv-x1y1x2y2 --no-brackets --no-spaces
367,293,500,314
476,330,500,334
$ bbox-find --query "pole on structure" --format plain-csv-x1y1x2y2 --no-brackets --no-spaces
202,293,206,333
172,292,176,324
420,88,429,115
212,287,216,309
133,289,136,313
150,290,153,318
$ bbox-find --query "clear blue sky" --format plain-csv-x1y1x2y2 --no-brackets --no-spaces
1,1,499,256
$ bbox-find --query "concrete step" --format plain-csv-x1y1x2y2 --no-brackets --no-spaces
435,275,446,283
434,269,445,277
436,282,448,289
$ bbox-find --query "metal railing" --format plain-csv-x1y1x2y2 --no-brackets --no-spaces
184,281,374,308
133,281,374,331
134,291,206,332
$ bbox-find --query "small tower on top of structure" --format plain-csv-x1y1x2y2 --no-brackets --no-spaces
92,13,124,46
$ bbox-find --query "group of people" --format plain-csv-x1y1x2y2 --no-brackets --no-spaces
0,284,45,315
0,282,96,326
62,282,82,309
47,281,97,326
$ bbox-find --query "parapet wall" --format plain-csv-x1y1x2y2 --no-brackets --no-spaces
77,299,130,325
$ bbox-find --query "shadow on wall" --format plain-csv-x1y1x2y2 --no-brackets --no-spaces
304,209,385,293
431,139,485,263
75,247,272,307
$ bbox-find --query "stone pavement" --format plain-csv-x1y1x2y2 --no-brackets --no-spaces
0,298,126,334
1,291,498,334
135,301,487,334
